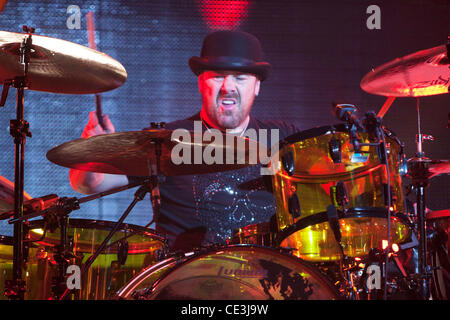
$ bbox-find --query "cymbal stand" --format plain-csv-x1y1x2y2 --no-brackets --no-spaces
57,131,165,300
407,97,434,300
9,178,152,300
1,26,34,300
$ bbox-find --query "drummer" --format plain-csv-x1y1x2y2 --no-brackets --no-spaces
69,30,299,251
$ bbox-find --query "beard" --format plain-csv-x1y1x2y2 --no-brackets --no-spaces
213,92,248,129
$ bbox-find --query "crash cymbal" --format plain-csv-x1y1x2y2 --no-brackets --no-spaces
361,44,450,97
46,130,266,176
0,175,32,213
0,30,127,94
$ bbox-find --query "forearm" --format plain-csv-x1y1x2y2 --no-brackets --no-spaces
69,168,128,194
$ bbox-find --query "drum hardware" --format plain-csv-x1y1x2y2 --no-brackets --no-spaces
0,26,128,299
1,26,35,300
287,193,301,219
56,126,166,300
426,210,450,299
328,129,341,164
281,149,295,176
56,180,154,300
5,178,152,300
406,108,439,299
360,40,450,300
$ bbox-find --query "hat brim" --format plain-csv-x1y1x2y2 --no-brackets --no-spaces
189,57,271,81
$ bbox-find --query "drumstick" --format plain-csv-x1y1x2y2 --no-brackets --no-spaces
86,11,106,130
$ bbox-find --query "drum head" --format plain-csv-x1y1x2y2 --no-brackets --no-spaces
134,245,340,300
25,219,167,300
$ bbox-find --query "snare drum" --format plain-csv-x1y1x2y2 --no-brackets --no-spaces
271,125,412,262
26,219,166,300
117,245,341,300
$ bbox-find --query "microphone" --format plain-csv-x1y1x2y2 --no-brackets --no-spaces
332,103,364,131
0,194,59,220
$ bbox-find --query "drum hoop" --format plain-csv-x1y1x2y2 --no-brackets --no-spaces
280,123,403,148
27,218,166,242
143,244,342,300
274,208,413,247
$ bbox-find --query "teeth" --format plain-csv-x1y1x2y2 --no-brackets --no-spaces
222,99,235,105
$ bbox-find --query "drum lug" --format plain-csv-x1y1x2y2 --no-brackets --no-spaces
288,193,301,219
281,150,295,176
399,153,408,176
117,239,129,266
328,133,342,163
330,181,349,208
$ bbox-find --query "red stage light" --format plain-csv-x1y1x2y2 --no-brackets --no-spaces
198,0,250,30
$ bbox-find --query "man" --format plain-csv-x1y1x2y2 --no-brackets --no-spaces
70,30,299,251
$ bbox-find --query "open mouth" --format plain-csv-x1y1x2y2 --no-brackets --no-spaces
218,96,239,110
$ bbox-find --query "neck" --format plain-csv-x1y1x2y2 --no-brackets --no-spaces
200,109,250,135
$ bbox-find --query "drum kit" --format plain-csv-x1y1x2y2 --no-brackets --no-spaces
0,27,448,300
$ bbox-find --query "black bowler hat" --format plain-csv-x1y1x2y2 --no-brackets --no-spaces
188,30,271,81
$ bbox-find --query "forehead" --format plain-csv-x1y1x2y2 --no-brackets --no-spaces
201,70,257,78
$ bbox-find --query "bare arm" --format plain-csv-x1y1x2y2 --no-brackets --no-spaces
69,111,129,194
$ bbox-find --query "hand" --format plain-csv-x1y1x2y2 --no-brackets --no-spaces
81,111,115,138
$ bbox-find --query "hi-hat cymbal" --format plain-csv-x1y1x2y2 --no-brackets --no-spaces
427,209,450,220
0,175,32,213
361,44,450,97
407,157,450,180
46,130,266,176
0,30,127,94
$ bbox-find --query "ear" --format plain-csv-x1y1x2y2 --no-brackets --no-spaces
198,74,203,94
254,79,261,97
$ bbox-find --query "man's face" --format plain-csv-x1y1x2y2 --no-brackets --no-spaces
199,70,260,130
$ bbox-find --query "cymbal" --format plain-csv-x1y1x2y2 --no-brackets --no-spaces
360,44,450,97
427,209,450,220
407,158,450,180
0,30,127,94
428,159,450,178
0,175,32,213
46,130,266,176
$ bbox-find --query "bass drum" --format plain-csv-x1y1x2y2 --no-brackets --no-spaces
116,245,341,300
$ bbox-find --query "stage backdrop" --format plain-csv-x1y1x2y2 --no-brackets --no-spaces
0,0,448,235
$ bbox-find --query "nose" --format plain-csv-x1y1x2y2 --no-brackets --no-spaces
220,75,237,94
